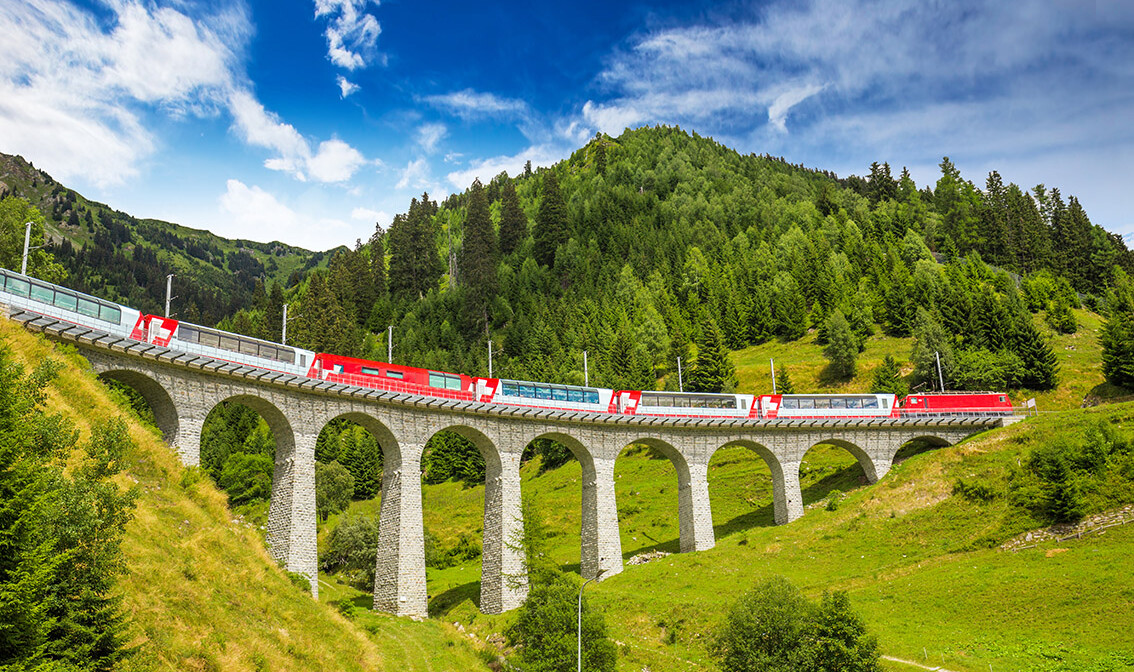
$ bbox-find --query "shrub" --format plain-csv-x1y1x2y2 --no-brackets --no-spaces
315,460,354,521
217,452,273,505
506,570,616,672
321,516,380,590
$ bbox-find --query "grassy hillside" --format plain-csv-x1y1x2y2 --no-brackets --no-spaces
0,316,487,672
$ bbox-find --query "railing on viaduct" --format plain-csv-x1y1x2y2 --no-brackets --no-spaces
5,307,1018,617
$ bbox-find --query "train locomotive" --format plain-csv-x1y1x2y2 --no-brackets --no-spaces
0,267,1015,419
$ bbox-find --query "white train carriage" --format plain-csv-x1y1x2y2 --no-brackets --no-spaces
0,267,139,337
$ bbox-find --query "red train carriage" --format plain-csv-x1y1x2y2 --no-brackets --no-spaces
312,353,476,400
899,392,1013,416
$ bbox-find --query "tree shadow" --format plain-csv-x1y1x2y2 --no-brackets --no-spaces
816,362,855,387
892,439,942,465
428,580,480,617
620,536,681,560
800,465,866,507
712,502,776,540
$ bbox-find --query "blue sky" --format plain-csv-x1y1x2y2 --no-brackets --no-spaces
1,0,1132,251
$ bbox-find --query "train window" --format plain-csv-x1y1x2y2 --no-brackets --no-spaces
429,372,447,388
361,367,380,376
298,354,305,367
76,297,99,318
178,325,198,343
100,304,121,324
999,396,1005,403
386,370,403,379
814,398,831,409
535,386,552,400
519,384,535,398
568,388,584,402
54,291,77,311
845,398,862,409
881,398,889,409
552,387,568,401
740,399,747,410
829,398,846,409
585,391,599,404
782,398,798,409
258,345,277,360
199,331,220,348
217,335,238,352
30,282,53,304
798,398,815,409
239,339,258,356
447,375,462,390
863,398,879,408
6,276,30,296
502,382,519,396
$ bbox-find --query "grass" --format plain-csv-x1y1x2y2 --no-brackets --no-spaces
312,401,1134,671
0,317,488,672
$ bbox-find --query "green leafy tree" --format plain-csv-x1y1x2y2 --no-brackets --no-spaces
320,516,380,590
909,308,953,391
870,355,908,397
506,570,617,672
498,181,529,256
686,315,736,393
316,461,354,521
810,591,882,671
218,452,274,504
533,171,568,268
458,179,499,336
0,197,66,282
823,309,858,379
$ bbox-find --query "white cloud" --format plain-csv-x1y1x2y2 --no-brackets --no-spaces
314,0,382,70
0,0,247,186
395,157,439,192
423,89,529,120
338,75,360,98
307,138,367,182
446,145,565,191
416,123,447,153
766,83,825,133
351,206,390,227
219,179,350,249
582,100,645,136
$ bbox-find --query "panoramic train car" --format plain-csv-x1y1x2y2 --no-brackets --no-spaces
132,314,315,375
899,392,1013,416
613,390,760,418
475,377,614,412
311,353,475,400
758,393,899,419
0,267,139,338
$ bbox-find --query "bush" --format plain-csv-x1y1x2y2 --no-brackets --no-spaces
217,452,274,505
321,516,380,590
712,576,881,672
950,348,1024,390
315,461,354,521
506,570,617,672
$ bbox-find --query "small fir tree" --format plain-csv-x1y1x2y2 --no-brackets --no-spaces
823,309,858,379
870,355,908,397
533,171,568,268
498,182,529,255
686,315,737,393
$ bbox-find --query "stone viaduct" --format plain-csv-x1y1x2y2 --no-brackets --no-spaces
8,308,1015,618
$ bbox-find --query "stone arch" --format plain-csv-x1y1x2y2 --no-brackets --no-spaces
418,422,523,615
615,437,715,554
891,433,954,466
804,437,881,483
314,411,397,503
712,439,798,525
519,430,617,581
96,369,179,445
207,393,295,458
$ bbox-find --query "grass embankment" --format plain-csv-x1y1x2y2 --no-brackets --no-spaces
321,404,1134,671
0,317,485,672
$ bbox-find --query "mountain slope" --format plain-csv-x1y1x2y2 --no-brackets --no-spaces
0,315,486,672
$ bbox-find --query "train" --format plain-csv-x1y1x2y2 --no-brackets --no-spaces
0,267,1015,419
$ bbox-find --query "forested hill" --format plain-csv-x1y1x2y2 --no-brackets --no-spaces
248,125,1134,396
0,152,335,326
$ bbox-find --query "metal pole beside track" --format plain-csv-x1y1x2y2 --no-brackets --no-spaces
677,356,684,392
165,274,175,318
282,304,289,345
21,222,32,275
388,325,393,363
935,351,946,392
771,357,776,394
584,350,589,386
488,339,493,377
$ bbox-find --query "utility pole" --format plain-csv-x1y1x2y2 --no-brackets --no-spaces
164,274,176,318
387,325,393,363
583,351,589,386
21,222,32,275
677,356,684,392
935,351,946,392
770,357,777,394
488,339,493,377
282,303,293,345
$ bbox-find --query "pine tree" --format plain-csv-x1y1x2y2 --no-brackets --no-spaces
1010,311,1059,390
261,282,285,342
498,182,529,255
686,314,736,393
823,309,858,379
910,308,953,390
369,225,388,297
870,355,908,397
533,171,568,268
1101,291,1134,390
388,194,443,300
459,179,499,336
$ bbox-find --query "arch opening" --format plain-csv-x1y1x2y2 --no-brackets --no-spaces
892,435,953,465
797,440,873,510
612,439,686,559
312,412,397,609
707,440,782,537
96,370,177,444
